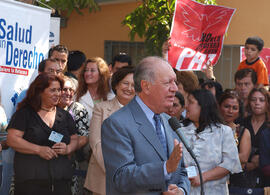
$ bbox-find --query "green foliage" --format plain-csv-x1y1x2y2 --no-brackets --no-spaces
122,0,216,56
36,0,100,16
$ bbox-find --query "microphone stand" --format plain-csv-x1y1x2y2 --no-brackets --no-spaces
168,117,204,195
191,153,204,195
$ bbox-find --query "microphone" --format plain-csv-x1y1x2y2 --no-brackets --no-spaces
168,117,205,195
168,117,196,160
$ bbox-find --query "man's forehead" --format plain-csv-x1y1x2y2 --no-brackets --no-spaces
51,51,68,58
236,75,252,83
45,61,60,69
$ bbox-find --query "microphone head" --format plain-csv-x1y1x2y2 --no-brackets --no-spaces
168,117,181,131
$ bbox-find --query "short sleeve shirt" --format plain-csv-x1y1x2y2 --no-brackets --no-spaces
8,105,77,146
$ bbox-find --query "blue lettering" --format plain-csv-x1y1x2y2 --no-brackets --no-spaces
38,53,44,68
15,22,17,42
5,44,42,70
6,41,13,65
0,19,6,39
33,46,38,68
25,26,32,44
7,25,13,41
18,49,24,67
18,28,25,43
23,50,27,68
13,48,18,67
0,20,33,44
28,51,33,69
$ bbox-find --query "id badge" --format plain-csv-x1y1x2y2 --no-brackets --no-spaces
48,131,63,143
186,166,197,178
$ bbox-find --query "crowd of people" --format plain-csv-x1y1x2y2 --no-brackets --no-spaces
0,35,269,195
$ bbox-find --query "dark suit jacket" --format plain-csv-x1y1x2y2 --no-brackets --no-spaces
101,97,190,195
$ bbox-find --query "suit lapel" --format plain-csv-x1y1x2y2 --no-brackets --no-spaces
128,98,167,161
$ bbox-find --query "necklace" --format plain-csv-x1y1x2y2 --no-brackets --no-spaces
40,106,56,112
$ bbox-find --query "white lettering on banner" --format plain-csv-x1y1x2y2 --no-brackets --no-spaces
176,47,216,70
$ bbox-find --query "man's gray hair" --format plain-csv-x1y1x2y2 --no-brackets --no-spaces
134,56,168,92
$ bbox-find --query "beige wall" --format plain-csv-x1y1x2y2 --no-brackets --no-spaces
61,0,270,55
60,1,142,59
217,0,270,47
60,0,269,89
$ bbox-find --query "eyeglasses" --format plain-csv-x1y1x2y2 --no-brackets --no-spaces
46,68,62,75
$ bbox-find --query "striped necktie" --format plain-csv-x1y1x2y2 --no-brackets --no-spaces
153,114,168,156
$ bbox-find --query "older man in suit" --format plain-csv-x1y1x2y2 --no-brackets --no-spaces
101,56,190,195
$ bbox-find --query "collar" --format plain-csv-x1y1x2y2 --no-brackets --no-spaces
135,96,156,128
245,57,260,65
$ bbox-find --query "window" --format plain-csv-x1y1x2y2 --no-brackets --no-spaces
104,40,146,65
196,45,241,89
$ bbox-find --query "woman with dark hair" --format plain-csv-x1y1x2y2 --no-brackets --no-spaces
7,73,78,195
201,79,223,101
166,91,185,121
218,90,251,167
239,87,270,188
180,89,241,195
84,66,135,195
76,57,114,122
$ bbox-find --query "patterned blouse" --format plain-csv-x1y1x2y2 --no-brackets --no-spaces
67,102,89,136
180,122,242,195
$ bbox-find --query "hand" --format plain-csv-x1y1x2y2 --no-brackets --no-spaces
163,184,184,195
52,142,69,155
202,61,215,80
162,38,171,56
251,155,259,167
166,139,183,173
38,146,58,160
189,175,201,187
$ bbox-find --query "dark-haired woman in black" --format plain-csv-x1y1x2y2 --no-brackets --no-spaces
7,74,78,195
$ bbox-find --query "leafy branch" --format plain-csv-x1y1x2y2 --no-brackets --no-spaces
122,0,216,56
35,0,100,16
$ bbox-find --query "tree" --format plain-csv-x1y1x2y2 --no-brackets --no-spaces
122,0,216,56
35,0,99,16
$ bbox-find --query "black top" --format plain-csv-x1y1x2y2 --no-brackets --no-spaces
8,105,77,183
243,115,268,154
260,126,270,186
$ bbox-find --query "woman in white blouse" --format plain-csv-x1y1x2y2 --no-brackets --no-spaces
181,89,242,195
76,57,114,121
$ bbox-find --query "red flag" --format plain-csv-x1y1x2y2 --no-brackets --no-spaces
241,47,270,76
168,0,235,71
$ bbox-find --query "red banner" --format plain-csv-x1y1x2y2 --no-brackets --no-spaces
240,47,270,76
0,66,29,76
168,0,235,71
